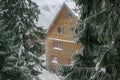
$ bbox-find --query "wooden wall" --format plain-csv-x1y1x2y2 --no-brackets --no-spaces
47,6,77,41
46,5,82,70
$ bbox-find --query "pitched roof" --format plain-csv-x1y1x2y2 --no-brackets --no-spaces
46,2,78,34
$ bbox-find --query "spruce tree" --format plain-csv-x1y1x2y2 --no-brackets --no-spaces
0,0,45,80
62,0,120,80
75,0,120,80
58,20,101,80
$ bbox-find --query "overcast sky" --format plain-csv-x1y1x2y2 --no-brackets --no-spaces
33,0,76,9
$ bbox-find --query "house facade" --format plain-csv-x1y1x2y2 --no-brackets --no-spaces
46,3,82,70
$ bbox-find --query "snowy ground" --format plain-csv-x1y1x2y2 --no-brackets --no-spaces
39,69,61,80
38,54,61,80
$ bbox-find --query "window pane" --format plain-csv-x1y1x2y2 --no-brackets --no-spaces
54,42,58,47
52,57,58,64
54,42,62,49
59,43,62,49
58,27,63,34
58,27,60,33
65,13,72,19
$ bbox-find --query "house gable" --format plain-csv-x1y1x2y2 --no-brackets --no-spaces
45,3,82,70
47,3,77,41
47,3,77,34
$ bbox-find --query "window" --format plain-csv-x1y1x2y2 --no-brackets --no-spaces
54,42,62,50
65,13,72,19
71,60,75,64
75,49,79,54
52,57,58,64
58,27,63,34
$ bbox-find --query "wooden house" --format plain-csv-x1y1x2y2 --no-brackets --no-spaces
46,3,82,70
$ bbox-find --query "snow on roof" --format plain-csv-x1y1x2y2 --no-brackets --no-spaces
33,0,78,30
46,2,78,33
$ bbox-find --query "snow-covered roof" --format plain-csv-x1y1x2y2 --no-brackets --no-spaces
33,0,78,30
46,2,78,33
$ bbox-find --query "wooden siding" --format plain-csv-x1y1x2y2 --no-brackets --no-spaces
46,39,82,69
47,6,77,41
46,4,82,70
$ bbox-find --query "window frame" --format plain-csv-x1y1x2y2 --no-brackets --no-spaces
52,57,58,64
54,42,62,50
65,13,72,19
58,27,64,34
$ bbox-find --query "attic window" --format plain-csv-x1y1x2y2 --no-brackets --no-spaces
65,13,72,19
58,27,63,34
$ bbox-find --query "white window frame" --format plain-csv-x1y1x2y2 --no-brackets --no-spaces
54,42,62,50
52,57,58,64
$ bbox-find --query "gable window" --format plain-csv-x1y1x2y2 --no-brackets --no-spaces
58,27,63,34
54,42,62,50
65,13,72,19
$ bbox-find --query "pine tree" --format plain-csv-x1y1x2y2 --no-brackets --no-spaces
64,0,120,80
0,0,45,80
58,19,101,80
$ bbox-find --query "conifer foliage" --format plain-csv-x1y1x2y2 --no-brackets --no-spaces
0,0,45,80
74,0,120,80
59,0,120,80
58,19,100,80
